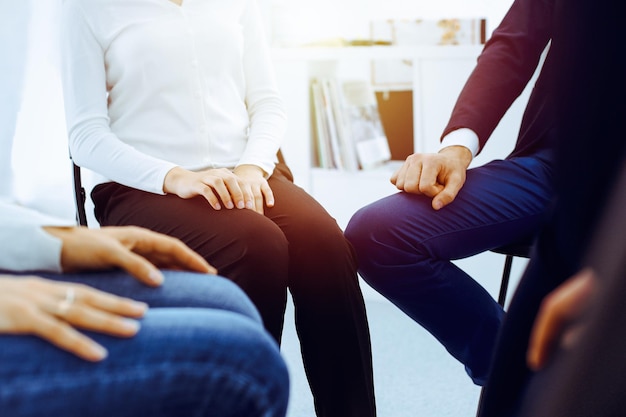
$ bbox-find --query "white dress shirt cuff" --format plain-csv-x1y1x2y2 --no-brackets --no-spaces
439,128,479,158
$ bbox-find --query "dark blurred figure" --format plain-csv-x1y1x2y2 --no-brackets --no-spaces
478,0,626,415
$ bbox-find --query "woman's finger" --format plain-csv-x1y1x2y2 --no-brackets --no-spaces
94,241,165,286
197,183,223,210
222,175,246,209
60,302,141,338
261,182,274,208
118,228,215,274
73,284,148,318
252,186,264,214
30,310,109,362
243,182,263,214
238,181,255,211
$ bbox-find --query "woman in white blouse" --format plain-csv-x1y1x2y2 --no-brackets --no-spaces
61,0,376,415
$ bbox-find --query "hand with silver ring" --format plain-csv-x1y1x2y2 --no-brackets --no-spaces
0,275,148,361
56,287,76,318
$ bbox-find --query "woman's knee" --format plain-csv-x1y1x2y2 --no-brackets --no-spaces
159,271,262,323
143,309,290,400
236,220,289,265
200,216,289,266
294,214,348,253
178,215,290,295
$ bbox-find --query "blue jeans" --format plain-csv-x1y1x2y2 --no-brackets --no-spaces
0,271,289,417
345,154,553,385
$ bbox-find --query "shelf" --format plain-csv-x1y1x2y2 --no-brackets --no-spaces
272,45,484,62
311,160,403,178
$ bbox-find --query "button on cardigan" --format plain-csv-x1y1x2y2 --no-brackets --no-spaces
61,0,287,195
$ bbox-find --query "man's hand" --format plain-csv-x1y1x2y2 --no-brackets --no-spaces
43,226,216,286
390,146,472,210
0,276,147,361
526,269,596,370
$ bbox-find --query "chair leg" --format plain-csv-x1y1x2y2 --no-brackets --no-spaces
476,253,517,416
497,254,513,307
476,386,486,417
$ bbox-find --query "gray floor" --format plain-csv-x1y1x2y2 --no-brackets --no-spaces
280,254,527,417
281,296,482,417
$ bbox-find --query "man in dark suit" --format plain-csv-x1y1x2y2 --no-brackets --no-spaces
345,0,557,385
478,0,626,414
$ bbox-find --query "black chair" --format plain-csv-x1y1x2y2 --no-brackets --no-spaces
71,158,89,227
475,239,533,416
490,240,533,307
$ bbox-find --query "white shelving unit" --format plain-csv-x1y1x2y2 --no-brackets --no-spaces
271,44,530,228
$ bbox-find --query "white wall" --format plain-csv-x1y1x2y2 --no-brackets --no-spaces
268,0,513,46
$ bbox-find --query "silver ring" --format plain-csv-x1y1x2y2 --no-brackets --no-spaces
57,288,76,317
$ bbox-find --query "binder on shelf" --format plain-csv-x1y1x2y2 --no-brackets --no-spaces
311,77,391,170
341,80,391,170
322,78,359,172
319,79,345,170
310,79,334,169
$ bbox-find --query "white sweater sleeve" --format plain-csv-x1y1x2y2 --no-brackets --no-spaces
0,201,75,272
238,0,287,176
61,1,177,195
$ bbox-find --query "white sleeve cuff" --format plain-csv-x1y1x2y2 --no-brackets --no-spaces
439,128,479,158
11,226,66,273
0,202,74,272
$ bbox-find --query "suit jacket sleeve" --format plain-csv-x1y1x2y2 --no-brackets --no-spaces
442,0,553,153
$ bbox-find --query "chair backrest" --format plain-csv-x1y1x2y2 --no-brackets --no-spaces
71,159,88,227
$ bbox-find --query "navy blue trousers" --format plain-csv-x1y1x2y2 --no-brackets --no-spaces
345,152,553,385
